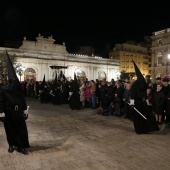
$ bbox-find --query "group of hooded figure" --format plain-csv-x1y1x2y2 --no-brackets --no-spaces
39,71,81,110
39,72,69,105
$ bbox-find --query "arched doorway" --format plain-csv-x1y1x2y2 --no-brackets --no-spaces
98,70,106,80
24,68,36,82
76,69,86,81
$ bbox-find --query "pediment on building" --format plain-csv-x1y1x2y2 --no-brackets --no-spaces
19,33,68,54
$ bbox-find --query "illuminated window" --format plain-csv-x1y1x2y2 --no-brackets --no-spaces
76,69,86,80
156,52,162,66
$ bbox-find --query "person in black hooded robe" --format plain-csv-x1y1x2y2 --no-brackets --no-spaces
0,51,29,154
69,72,81,110
50,73,61,105
129,60,159,134
39,74,51,103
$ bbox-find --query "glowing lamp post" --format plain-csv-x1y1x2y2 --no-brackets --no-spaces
16,64,25,82
166,54,170,75
116,71,121,80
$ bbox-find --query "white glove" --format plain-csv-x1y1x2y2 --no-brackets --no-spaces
129,99,135,105
24,110,28,115
23,110,28,120
146,99,149,105
0,112,5,117
146,99,152,106
69,92,73,96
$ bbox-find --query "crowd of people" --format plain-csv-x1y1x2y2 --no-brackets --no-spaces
18,71,170,128
0,69,170,155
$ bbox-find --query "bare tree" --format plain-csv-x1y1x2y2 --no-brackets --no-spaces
0,51,16,81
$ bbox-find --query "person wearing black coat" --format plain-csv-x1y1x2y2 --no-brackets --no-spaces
69,73,81,110
39,75,51,104
69,80,81,110
129,60,159,134
152,83,166,124
0,51,29,154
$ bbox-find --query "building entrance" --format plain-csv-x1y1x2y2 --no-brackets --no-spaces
24,68,36,82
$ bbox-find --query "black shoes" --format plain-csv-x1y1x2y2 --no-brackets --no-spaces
8,145,14,153
8,145,29,155
16,147,29,155
13,147,29,155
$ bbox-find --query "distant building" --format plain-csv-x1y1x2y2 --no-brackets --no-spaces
0,34,120,82
109,41,151,79
150,28,170,81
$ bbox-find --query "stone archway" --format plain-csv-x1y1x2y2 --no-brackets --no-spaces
76,69,86,81
98,70,106,80
24,68,36,82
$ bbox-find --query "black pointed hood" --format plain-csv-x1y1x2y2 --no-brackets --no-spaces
71,72,79,91
132,59,147,90
41,74,46,85
52,73,58,89
59,70,67,82
40,74,48,90
43,74,45,82
74,72,78,83
6,50,19,82
5,50,23,95
54,72,58,82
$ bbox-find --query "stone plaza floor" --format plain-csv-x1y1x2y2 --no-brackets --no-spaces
0,97,170,170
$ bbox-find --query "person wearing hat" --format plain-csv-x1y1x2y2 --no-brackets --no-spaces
0,51,30,155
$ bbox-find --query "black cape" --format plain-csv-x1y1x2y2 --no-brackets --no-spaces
131,81,159,134
0,84,29,148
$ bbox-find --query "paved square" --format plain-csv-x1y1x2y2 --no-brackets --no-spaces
0,98,170,170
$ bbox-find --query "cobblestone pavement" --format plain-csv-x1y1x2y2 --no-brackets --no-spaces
0,97,170,170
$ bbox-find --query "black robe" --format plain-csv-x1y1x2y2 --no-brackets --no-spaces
131,82,159,134
69,81,81,110
0,85,30,148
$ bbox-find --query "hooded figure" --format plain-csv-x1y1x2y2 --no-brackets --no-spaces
58,70,67,82
0,51,29,154
57,71,69,104
50,73,62,105
69,72,81,110
130,59,159,134
39,74,50,103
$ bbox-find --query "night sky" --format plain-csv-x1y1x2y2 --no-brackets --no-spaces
0,1,170,56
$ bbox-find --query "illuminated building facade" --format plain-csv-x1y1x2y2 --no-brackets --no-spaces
109,41,151,79
0,34,120,82
151,28,170,81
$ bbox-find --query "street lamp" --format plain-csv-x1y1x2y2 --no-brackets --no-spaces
116,71,121,80
166,54,170,75
16,64,25,82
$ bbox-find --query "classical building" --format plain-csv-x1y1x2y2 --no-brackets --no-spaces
150,28,170,81
0,34,120,82
109,41,151,79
